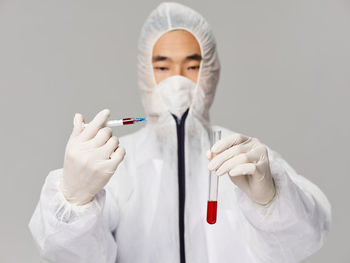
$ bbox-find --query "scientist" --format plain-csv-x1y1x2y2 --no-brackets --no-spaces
29,2,331,263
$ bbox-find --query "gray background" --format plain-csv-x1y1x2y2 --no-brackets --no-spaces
0,0,349,262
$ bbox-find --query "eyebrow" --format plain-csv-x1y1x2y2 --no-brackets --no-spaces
152,53,202,62
185,53,202,61
152,55,168,62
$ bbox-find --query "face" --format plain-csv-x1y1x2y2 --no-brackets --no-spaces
152,29,202,84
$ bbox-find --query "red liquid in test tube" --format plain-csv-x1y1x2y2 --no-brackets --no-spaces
207,200,217,224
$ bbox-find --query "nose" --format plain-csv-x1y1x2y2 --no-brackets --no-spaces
172,64,184,77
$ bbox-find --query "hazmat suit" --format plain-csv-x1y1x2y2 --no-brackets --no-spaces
29,2,332,263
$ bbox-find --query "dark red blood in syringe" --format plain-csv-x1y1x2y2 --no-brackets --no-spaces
122,118,136,125
207,200,218,224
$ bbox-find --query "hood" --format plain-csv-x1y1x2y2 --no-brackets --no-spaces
137,2,221,126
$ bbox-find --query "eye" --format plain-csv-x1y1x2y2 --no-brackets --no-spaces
154,66,169,71
187,66,200,70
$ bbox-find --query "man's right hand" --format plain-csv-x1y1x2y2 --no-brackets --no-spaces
60,109,126,205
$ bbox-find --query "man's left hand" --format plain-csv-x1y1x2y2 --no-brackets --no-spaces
207,132,276,205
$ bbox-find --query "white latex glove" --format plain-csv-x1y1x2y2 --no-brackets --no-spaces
207,133,276,205
60,109,126,205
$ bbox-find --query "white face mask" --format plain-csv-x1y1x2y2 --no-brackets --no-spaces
153,75,196,119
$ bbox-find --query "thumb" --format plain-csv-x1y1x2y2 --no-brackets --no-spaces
71,113,84,137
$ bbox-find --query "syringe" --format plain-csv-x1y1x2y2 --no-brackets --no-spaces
83,117,146,128
207,130,222,225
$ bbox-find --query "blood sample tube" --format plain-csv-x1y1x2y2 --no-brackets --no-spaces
207,130,222,224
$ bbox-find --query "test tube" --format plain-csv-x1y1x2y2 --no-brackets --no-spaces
207,129,222,224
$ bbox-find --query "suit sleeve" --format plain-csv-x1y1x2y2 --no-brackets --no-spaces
233,146,332,262
28,168,119,263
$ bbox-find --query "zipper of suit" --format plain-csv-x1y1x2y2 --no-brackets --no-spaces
172,108,189,263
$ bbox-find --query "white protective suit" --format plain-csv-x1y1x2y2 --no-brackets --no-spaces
29,2,332,263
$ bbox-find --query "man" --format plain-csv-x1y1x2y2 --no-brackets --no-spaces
29,2,331,263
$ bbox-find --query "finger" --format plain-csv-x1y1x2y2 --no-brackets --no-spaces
208,142,252,171
105,146,126,171
89,127,112,147
228,163,257,177
211,133,250,155
215,153,251,176
71,113,85,137
97,136,119,160
101,146,126,177
215,145,267,176
79,109,110,141
246,145,268,163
